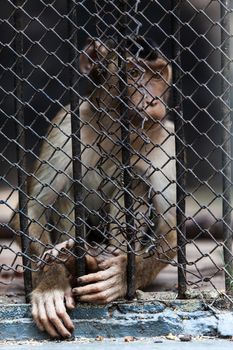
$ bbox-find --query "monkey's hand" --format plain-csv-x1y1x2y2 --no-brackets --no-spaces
38,240,101,275
31,265,75,339
38,239,75,271
72,253,127,304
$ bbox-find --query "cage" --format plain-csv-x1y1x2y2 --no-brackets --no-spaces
0,0,232,337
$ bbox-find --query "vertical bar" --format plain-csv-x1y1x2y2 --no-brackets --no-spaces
14,0,32,302
117,0,136,300
67,0,86,277
171,0,187,298
221,0,232,293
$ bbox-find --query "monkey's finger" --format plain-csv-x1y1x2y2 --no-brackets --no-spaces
72,280,108,296
76,268,115,285
31,302,45,332
95,251,125,267
37,251,56,269
77,289,120,304
94,254,110,265
44,297,72,338
98,259,114,270
53,291,74,333
51,248,60,259
64,293,76,309
37,299,60,338
66,238,75,249
98,255,126,271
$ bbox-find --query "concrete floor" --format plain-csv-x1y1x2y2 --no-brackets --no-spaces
0,338,233,350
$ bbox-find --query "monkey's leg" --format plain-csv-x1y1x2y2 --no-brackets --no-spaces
10,199,76,338
20,111,79,338
27,212,75,338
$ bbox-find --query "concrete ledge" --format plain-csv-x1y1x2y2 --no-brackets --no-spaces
0,295,233,340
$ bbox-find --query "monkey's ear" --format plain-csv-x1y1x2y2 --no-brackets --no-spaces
79,39,109,75
155,58,172,85
165,62,172,85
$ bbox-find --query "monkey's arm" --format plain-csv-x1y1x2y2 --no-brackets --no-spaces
37,228,176,305
44,192,176,304
26,110,77,338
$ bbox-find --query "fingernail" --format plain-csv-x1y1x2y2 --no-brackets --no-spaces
77,278,85,285
67,335,75,341
65,333,71,339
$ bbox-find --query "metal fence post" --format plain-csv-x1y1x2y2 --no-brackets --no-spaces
14,0,32,302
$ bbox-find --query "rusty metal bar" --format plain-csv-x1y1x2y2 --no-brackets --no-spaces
67,0,86,278
171,0,187,298
220,0,233,293
14,0,32,302
117,0,136,300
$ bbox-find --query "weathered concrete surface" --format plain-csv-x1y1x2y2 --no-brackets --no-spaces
1,296,233,341
0,339,233,350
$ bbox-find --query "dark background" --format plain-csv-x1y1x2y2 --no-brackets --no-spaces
0,0,224,191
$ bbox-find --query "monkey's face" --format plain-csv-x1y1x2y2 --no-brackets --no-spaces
126,57,172,121
96,56,172,125
79,39,172,123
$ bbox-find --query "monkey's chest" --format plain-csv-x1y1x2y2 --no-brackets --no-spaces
82,164,121,211
78,146,156,227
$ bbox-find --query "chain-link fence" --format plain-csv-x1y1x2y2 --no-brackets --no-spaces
0,0,232,312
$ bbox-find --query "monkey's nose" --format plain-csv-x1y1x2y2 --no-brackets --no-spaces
146,96,158,106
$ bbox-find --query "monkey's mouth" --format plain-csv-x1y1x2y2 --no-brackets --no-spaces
125,98,165,127
128,98,160,114
126,108,152,127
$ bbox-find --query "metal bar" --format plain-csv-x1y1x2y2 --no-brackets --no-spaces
171,0,187,298
220,0,233,293
117,0,136,300
67,0,86,278
14,0,32,302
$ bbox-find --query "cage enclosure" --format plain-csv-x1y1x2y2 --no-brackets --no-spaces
0,0,233,338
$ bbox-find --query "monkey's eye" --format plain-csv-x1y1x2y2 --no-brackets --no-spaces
152,71,163,80
128,68,141,79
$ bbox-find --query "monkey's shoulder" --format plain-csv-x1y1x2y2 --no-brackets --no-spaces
163,120,174,133
50,102,97,131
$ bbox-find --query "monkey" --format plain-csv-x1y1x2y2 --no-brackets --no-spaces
11,36,176,338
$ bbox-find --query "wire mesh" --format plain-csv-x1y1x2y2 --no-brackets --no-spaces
0,0,232,311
